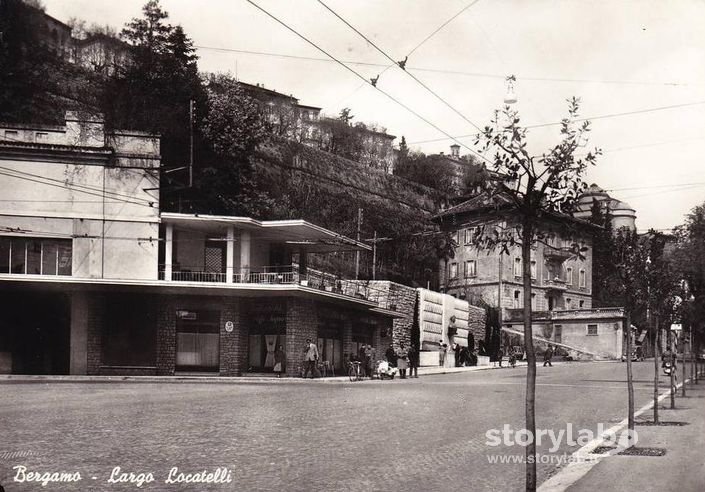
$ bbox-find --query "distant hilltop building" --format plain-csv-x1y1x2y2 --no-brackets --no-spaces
240,82,397,174
574,184,637,231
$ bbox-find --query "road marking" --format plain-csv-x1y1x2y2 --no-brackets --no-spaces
537,374,698,492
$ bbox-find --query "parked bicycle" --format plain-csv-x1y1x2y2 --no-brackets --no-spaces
348,360,363,382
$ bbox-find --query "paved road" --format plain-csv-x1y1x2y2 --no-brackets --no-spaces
0,361,672,492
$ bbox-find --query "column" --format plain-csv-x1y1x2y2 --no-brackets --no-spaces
240,231,251,278
69,292,88,375
226,226,235,283
164,223,174,281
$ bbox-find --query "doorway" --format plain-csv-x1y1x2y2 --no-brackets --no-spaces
175,309,220,372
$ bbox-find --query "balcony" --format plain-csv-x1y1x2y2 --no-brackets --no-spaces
158,265,397,311
543,278,567,291
544,248,572,262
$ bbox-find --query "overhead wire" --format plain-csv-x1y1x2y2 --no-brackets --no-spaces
244,0,491,164
194,45,705,88
316,0,483,133
408,100,705,145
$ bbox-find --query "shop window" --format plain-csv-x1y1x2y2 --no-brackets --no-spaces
587,324,598,336
102,296,157,367
0,236,71,275
248,313,286,372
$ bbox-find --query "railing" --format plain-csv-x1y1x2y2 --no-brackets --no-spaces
543,278,567,289
158,264,397,311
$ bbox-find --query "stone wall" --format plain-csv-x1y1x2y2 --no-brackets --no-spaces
286,298,319,376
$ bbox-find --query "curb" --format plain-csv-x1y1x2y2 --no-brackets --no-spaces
0,360,615,385
537,369,705,492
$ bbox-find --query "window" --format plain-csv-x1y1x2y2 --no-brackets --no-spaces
4,130,18,139
464,227,480,244
513,257,522,277
579,300,584,308
513,290,520,308
449,262,458,279
587,324,598,336
555,325,562,344
35,132,48,141
566,267,573,286
566,298,572,309
530,260,537,279
531,293,536,309
465,260,477,278
579,269,586,288
451,231,459,245
0,236,72,275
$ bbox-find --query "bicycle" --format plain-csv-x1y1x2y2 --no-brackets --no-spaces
348,361,363,382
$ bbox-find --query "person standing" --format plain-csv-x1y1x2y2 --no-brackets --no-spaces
438,340,447,367
397,342,409,379
408,342,419,378
302,338,319,378
497,347,504,368
543,345,554,367
385,344,397,367
453,342,462,367
273,344,285,378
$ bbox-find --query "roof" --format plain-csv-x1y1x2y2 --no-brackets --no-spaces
160,212,371,252
433,191,600,230
238,82,298,102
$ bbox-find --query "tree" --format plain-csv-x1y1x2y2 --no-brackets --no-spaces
193,74,273,217
394,151,457,196
106,0,205,172
473,98,600,491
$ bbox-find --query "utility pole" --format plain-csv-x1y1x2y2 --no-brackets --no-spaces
355,208,363,280
372,230,377,280
189,99,194,188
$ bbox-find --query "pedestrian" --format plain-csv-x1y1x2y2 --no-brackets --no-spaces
365,344,376,378
273,344,285,378
302,338,319,378
453,342,462,367
497,347,504,368
397,342,409,379
359,344,368,377
385,343,397,367
408,342,419,378
543,345,554,367
438,340,446,367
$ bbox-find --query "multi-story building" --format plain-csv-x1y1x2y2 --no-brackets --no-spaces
0,112,400,376
240,82,397,174
434,191,626,360
73,33,131,76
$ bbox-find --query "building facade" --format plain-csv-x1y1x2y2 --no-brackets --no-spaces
0,112,400,376
434,193,625,360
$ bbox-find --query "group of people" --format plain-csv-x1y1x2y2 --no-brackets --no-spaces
439,341,478,367
384,342,418,378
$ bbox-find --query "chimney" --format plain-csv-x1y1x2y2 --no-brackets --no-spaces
450,144,460,158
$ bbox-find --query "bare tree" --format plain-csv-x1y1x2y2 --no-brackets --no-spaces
474,98,600,491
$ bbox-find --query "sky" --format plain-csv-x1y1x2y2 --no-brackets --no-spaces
43,0,705,231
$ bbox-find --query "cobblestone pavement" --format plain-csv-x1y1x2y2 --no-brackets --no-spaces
0,362,670,492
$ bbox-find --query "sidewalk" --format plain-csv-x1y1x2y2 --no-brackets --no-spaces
0,360,549,384
540,369,705,492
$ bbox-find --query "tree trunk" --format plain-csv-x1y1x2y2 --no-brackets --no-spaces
521,220,537,492
681,335,686,397
653,316,660,424
625,314,634,435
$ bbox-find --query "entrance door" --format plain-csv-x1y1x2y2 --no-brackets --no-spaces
176,310,220,372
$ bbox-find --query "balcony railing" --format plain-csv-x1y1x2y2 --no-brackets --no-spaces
158,265,397,311
543,278,567,290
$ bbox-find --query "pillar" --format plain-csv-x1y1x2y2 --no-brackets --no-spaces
220,298,244,376
226,226,235,283
286,298,318,377
164,223,174,280
240,231,251,277
69,292,88,375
